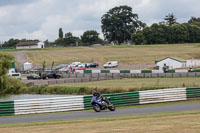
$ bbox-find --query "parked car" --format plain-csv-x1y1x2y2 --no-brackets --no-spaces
70,62,81,68
53,64,68,71
73,67,86,70
104,61,118,68
31,66,43,71
27,73,40,80
77,63,87,68
41,71,61,79
88,62,99,68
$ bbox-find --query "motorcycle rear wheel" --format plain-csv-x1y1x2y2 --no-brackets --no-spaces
108,104,116,111
93,105,101,112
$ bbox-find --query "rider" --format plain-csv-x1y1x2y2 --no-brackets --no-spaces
91,90,101,104
91,90,107,107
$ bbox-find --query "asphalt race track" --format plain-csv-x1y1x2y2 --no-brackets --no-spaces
0,103,200,124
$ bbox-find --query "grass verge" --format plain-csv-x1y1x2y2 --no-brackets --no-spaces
1,110,200,133
20,77,200,95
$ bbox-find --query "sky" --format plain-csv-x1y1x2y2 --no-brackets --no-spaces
0,0,200,42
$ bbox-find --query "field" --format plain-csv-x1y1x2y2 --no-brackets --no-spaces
1,110,200,133
55,77,200,91
25,43,200,66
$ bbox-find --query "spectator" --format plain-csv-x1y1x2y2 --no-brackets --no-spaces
163,64,168,73
69,65,72,73
189,67,193,72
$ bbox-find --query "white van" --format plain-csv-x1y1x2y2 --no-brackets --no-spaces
104,61,118,68
8,68,21,79
8,73,21,79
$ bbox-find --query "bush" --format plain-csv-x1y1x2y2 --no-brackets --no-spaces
0,76,25,95
22,85,174,95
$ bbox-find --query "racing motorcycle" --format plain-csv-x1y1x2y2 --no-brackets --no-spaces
91,96,116,112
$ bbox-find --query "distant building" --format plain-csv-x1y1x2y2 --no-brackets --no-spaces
155,57,186,70
24,62,32,71
186,59,200,67
16,41,45,49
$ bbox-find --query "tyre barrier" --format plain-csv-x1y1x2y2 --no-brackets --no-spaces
0,87,200,116
76,69,200,74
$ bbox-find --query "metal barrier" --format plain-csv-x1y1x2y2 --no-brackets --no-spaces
0,101,14,116
14,96,84,115
0,87,200,116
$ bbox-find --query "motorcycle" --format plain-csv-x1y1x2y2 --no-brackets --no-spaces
91,97,116,112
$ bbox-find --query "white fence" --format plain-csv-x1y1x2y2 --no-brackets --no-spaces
139,88,186,104
14,96,84,115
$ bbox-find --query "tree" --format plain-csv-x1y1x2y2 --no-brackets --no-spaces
64,32,81,46
59,28,63,38
65,32,73,39
131,30,144,45
0,53,24,95
164,13,177,26
0,53,13,91
44,40,49,45
101,5,145,44
142,27,154,44
188,17,200,27
150,23,168,44
81,30,102,45
169,24,188,43
54,38,65,45
184,23,200,43
3,38,20,47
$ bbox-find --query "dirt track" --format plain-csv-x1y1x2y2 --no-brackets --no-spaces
12,51,29,70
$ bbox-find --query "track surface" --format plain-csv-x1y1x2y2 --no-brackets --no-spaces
0,103,200,124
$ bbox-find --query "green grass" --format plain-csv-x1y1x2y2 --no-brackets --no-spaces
1,110,200,133
55,77,200,90
22,77,200,95
0,110,199,128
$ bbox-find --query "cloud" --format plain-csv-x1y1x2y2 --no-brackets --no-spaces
0,0,36,7
0,0,200,42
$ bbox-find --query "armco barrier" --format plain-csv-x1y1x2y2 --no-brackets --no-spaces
139,88,186,104
14,96,84,115
186,87,200,99
76,69,200,74
0,101,14,116
1,87,200,116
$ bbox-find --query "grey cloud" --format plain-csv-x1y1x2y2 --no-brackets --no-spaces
0,0,200,41
137,0,200,24
0,0,37,6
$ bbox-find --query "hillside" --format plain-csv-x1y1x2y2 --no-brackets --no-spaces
18,43,200,66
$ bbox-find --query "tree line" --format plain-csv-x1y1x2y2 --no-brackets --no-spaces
54,29,104,46
2,5,200,47
131,15,200,44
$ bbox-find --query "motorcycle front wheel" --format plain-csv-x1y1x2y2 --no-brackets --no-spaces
93,104,101,112
108,104,116,111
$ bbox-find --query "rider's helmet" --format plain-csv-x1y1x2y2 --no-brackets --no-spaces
96,92,101,97
92,90,97,96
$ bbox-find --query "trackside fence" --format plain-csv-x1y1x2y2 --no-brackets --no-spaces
14,96,84,115
0,87,200,116
0,101,14,116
